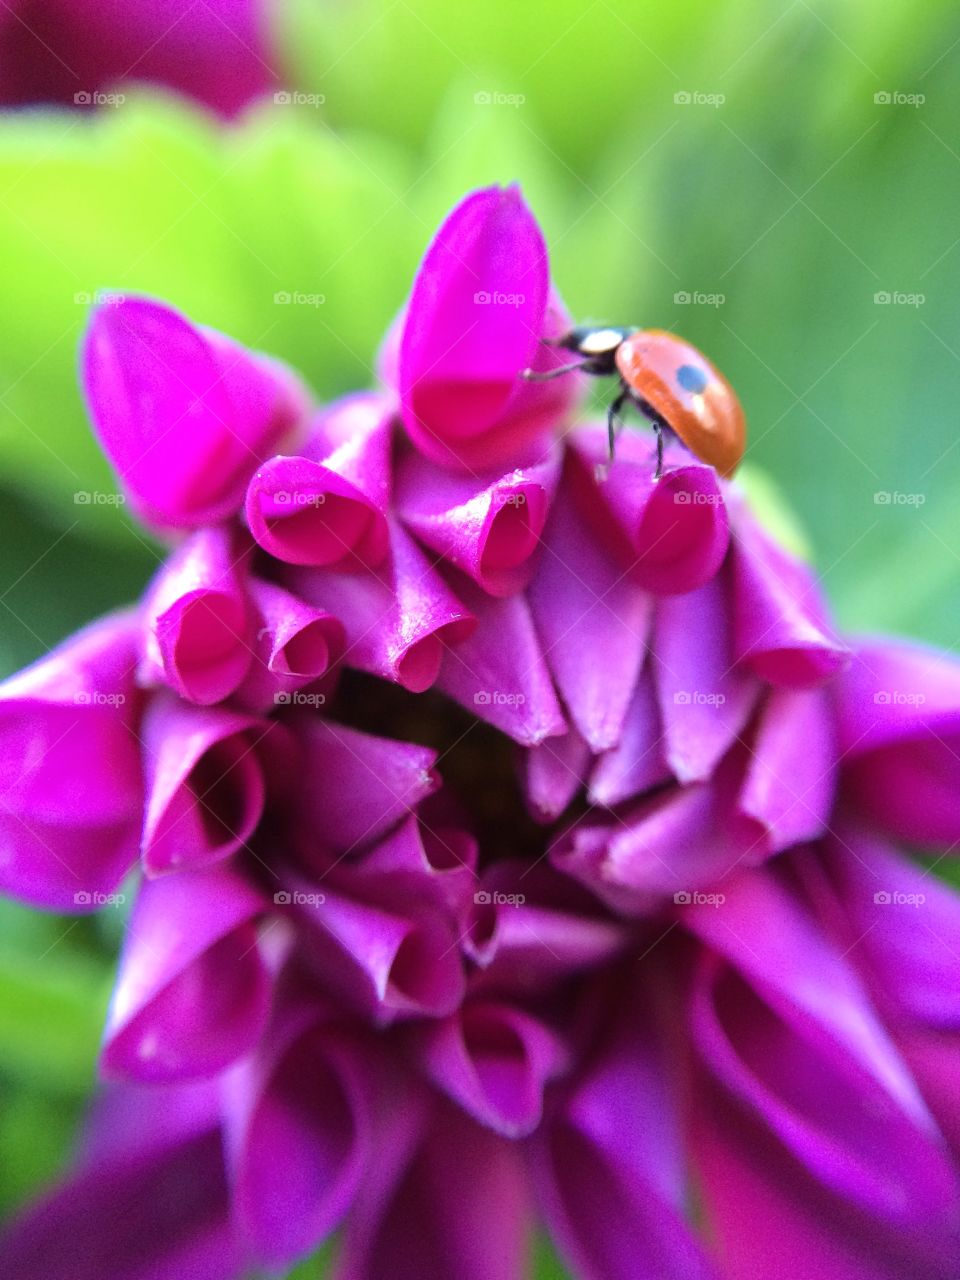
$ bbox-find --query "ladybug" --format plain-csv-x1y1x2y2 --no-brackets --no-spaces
523,325,746,479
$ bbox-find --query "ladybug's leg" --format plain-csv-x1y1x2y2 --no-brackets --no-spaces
653,419,664,480
607,386,630,459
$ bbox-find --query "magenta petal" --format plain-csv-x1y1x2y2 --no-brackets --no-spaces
835,639,960,845
823,829,960,1030
522,728,592,823
289,523,475,693
682,868,931,1115
468,880,630,996
245,393,392,569
529,471,651,750
0,612,143,909
397,185,577,471
102,865,269,1083
293,719,438,855
691,1069,960,1280
569,427,730,595
414,1000,565,1137
731,507,848,685
691,948,959,1226
557,761,750,913
358,814,478,918
82,296,306,530
652,569,759,782
737,686,836,857
396,446,560,597
0,1083,241,1280
234,578,344,711
140,695,270,875
588,665,670,807
337,1101,529,1280
225,1016,372,1265
140,526,252,705
294,880,465,1022
0,610,142,824
531,986,717,1280
436,579,567,745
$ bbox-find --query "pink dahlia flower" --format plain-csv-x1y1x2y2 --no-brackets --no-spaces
0,0,280,117
2,185,960,1280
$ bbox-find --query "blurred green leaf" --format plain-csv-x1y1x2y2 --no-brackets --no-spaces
0,945,110,1095
0,1091,83,1216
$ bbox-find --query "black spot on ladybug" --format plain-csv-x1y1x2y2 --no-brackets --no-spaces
676,363,709,395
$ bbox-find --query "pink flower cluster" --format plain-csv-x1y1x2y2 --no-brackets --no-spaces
3,186,960,1280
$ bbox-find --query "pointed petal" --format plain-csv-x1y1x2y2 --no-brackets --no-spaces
358,814,478,919
140,696,271,875
396,185,577,471
588,665,670,807
140,525,252,705
691,942,958,1223
396,447,560,596
737,686,835,857
293,878,465,1022
531,981,717,1280
337,1101,529,1280
292,719,438,855
0,612,143,909
234,578,344,711
835,640,960,846
731,506,848,685
652,569,759,783
522,727,591,822
82,296,305,530
568,426,730,595
224,1013,373,1266
103,864,269,1082
245,392,392,568
691,1067,960,1280
436,579,567,745
529,470,651,750
289,523,475,693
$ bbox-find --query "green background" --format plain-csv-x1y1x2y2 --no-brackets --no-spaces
0,0,958,1274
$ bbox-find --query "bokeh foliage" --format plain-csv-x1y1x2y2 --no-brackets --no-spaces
0,0,958,1272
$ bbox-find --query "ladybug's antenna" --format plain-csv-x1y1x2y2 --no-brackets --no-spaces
521,360,593,382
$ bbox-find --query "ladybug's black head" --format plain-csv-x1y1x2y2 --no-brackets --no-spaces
551,324,637,373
